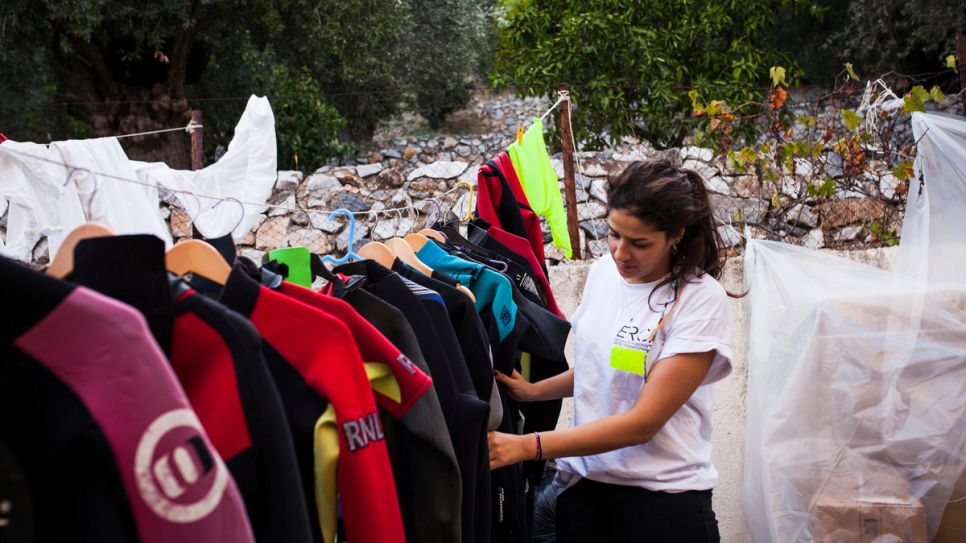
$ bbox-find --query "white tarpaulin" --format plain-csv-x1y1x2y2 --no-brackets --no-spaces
898,112,966,286
743,240,966,542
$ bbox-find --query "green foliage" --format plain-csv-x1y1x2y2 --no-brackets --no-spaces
840,109,861,131
255,65,347,172
770,66,788,87
947,55,957,69
869,222,900,246
832,0,966,75
490,0,796,150
808,178,836,198
405,0,488,130
892,160,915,181
1,0,490,156
900,85,943,114
844,62,859,81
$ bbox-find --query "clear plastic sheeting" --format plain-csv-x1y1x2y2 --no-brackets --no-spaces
743,239,966,542
899,112,966,286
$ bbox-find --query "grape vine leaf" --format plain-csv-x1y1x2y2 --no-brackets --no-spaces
844,63,859,81
840,109,861,131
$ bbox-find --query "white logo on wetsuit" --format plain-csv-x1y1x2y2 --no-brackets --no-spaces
134,409,228,523
343,412,385,452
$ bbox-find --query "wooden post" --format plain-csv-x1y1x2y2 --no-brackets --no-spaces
190,110,203,171
190,110,203,239
558,82,583,260
958,37,966,113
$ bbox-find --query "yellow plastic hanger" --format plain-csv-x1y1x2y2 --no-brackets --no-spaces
455,180,475,223
386,237,434,276
46,222,116,279
165,239,232,285
357,241,397,268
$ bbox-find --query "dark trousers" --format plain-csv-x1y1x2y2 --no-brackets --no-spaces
556,478,720,543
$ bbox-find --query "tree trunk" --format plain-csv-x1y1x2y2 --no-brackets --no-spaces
50,21,199,168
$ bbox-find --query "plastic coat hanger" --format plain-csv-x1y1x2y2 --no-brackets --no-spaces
46,222,115,279
165,239,232,284
321,209,362,265
455,181,475,223
438,225,488,255
386,237,434,276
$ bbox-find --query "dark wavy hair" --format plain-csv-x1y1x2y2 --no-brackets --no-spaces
606,159,726,304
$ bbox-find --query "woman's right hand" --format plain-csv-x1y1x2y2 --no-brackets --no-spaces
494,369,534,402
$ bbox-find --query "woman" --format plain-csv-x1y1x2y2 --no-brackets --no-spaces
489,159,733,542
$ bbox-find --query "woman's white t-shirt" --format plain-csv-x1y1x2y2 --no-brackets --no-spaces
555,253,733,494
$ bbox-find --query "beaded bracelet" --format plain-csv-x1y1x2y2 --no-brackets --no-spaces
534,432,543,461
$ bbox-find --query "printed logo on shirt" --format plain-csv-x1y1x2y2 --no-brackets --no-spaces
610,325,652,376
396,353,418,375
343,412,385,452
500,306,512,327
134,408,228,523
515,273,539,297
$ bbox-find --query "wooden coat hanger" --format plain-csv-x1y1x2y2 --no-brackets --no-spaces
357,241,397,269
418,229,446,243
46,222,116,279
403,233,430,253
386,237,433,276
166,239,231,285
401,234,477,303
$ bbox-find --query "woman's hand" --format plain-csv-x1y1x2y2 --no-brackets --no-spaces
488,431,536,470
494,369,535,402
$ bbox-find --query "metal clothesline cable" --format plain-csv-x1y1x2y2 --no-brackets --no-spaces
113,120,202,139
0,145,470,220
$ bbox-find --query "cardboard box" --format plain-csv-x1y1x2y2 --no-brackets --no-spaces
933,467,966,543
813,496,926,543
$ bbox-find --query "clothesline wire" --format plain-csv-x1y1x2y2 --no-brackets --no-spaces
0,145,473,221
113,120,202,139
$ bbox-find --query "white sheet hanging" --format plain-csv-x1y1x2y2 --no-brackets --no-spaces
0,141,66,261
132,95,277,242
48,137,173,248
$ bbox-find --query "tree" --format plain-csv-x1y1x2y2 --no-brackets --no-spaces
832,0,966,76
0,0,488,167
405,0,489,130
490,0,801,150
0,0,228,167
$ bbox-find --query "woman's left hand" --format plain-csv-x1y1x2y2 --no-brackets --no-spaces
488,431,535,470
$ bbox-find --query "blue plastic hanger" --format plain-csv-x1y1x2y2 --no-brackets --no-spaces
321,208,362,265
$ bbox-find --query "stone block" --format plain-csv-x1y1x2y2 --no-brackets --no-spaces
682,159,718,182
255,216,289,251
820,198,886,228
407,161,469,181
786,203,819,228
305,174,342,192
577,201,608,220
275,170,303,191
356,162,384,178
682,145,714,162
